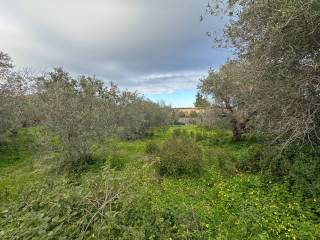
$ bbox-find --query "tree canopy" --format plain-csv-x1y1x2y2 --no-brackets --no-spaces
199,0,320,146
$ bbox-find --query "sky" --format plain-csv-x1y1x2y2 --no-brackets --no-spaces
0,0,231,107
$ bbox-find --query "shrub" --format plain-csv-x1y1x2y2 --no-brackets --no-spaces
189,131,195,138
203,129,232,146
260,147,296,178
173,121,185,126
209,149,237,176
0,167,147,239
158,137,203,176
145,141,160,155
172,128,182,137
237,144,263,173
259,146,320,199
189,111,198,118
118,99,172,140
71,153,96,171
108,152,128,170
195,132,205,142
172,128,189,139
288,154,320,199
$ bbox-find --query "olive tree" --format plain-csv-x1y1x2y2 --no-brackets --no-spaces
0,52,34,143
198,60,256,140
35,68,172,169
118,96,172,140
0,52,14,142
1,53,172,170
205,0,320,146
36,68,118,169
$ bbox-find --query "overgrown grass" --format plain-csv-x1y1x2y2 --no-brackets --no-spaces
0,128,37,202
0,125,319,239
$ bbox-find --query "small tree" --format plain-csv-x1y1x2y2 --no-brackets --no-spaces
36,68,117,169
189,111,199,118
0,52,14,142
0,52,35,144
198,60,256,140
194,92,210,108
118,97,172,140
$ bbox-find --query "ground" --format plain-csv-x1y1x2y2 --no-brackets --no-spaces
0,125,319,239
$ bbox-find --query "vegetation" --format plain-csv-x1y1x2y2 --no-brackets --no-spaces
198,60,254,140
158,137,203,176
200,0,320,146
194,92,210,108
118,99,172,140
0,0,319,238
0,56,172,171
145,141,160,156
1,126,319,239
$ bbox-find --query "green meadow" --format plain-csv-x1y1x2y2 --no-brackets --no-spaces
1,125,319,239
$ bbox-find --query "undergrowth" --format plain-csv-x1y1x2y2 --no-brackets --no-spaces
0,125,319,239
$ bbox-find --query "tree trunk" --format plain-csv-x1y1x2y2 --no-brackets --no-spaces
231,118,242,141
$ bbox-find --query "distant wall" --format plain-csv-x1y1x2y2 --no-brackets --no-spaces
172,107,205,125
173,107,205,116
177,117,199,125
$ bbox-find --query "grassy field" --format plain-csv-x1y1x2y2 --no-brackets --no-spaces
0,125,319,239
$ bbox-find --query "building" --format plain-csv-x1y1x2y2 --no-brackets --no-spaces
173,107,205,116
172,107,206,124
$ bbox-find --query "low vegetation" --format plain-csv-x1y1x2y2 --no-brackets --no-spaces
0,125,319,239
158,137,203,177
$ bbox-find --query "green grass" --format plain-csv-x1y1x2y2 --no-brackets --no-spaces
0,147,38,203
0,126,319,239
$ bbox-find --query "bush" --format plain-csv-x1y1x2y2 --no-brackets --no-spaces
189,131,195,138
208,149,238,176
145,141,160,155
0,167,148,239
118,99,172,140
258,146,320,199
173,121,185,126
71,153,96,171
218,158,237,176
172,128,182,138
260,147,296,178
172,128,189,139
158,137,203,177
108,152,128,170
195,132,205,142
189,111,198,118
288,154,320,199
203,129,232,146
237,144,263,173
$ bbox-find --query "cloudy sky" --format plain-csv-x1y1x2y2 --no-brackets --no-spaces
0,0,231,107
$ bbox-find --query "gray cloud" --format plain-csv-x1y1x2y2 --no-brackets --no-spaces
124,71,205,94
0,0,230,94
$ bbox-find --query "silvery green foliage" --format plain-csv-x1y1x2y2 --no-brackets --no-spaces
118,98,172,140
198,60,255,140
35,68,172,169
35,68,120,169
0,52,14,142
0,52,33,143
206,0,320,146
1,53,172,168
